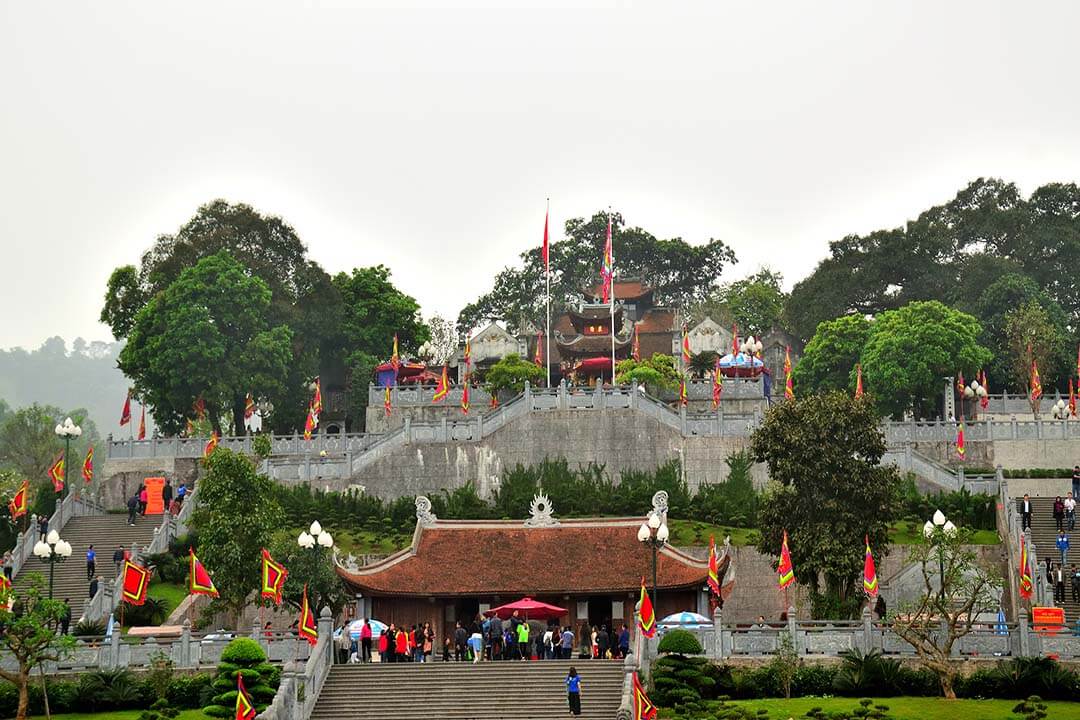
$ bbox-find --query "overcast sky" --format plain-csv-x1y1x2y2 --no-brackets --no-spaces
3,1,1080,350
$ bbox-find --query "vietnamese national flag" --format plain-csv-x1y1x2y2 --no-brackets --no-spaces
119,391,132,426
637,578,656,638
298,584,318,646
862,535,878,598
189,550,219,597
777,530,795,589
82,446,94,484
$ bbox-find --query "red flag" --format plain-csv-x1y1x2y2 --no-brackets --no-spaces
189,550,219,597
1030,359,1042,402
542,202,550,274
464,338,471,373
956,419,966,459
534,331,544,367
678,377,687,406
1018,533,1033,600
47,452,65,493
260,548,288,605
637,578,656,639
0,574,10,593
235,674,257,720
731,324,739,356
706,536,720,596
777,530,795,589
712,357,723,410
391,335,400,371
298,584,318,646
119,391,132,426
82,446,94,484
490,393,498,409
461,383,470,415
384,386,392,417
632,671,657,720
632,329,641,362
138,404,146,441
203,431,219,459
8,480,29,519
601,216,614,304
303,405,316,440
244,393,255,420
121,560,151,606
433,366,449,403
854,363,864,399
784,347,795,401
1071,378,1077,418
979,370,990,410
681,325,692,365
311,377,323,416
862,535,878,598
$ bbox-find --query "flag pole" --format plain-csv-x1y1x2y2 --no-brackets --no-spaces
609,208,616,386
545,198,551,389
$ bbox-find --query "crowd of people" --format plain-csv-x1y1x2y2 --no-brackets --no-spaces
338,613,632,665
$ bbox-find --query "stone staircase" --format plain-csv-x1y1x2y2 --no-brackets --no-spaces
1019,497,1079,624
13,514,158,602
310,660,625,720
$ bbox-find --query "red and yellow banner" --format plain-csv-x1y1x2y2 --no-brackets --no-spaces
783,347,795,401
244,393,255,420
1030,358,1042,402
706,536,720,596
632,671,657,720
121,560,151,606
298,584,318,646
1019,533,1033,600
432,366,449,403
863,535,878,598
203,432,219,459
637,578,656,639
681,325,691,365
777,529,795,589
235,674,256,720
120,391,131,426
854,364,864,399
712,357,722,409
8,480,29,519
47,452,65,493
260,548,288,605
138,404,146,441
461,383,470,415
82,446,94,483
189,550,219,597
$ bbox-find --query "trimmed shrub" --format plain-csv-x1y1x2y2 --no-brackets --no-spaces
657,629,704,655
202,636,278,718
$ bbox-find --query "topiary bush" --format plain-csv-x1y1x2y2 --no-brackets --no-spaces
202,637,279,718
657,628,704,656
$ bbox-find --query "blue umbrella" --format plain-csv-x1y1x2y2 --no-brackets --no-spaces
995,608,1008,636
659,611,713,628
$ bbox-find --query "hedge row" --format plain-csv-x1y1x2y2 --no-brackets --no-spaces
0,671,213,717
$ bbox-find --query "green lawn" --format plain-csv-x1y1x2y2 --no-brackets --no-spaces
148,579,188,617
660,696,1080,719
26,712,206,720
317,527,411,556
888,520,1000,545
667,520,759,546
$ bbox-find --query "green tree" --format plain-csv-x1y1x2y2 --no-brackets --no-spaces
190,449,284,627
267,531,351,618
119,251,294,434
485,354,544,396
688,351,718,379
101,200,343,434
0,576,77,720
750,391,900,618
693,267,787,338
457,210,736,333
791,315,872,394
615,354,680,395
890,523,1000,698
860,301,992,419
1004,300,1067,414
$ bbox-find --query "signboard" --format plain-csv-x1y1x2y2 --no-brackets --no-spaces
1032,606,1065,635
144,477,165,515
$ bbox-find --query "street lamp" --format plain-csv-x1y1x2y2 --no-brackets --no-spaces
740,336,763,357
297,520,334,550
961,380,987,419
33,530,72,599
1051,399,1069,420
54,417,82,499
637,511,669,613
922,510,957,600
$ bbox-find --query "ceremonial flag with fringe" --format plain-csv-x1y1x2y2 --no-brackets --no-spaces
260,548,288,605
120,391,131,426
601,216,614,304
203,431,219,459
956,419,966,459
632,330,641,362
82,446,94,483
1030,359,1042,402
461,383,470,415
8,480,28,519
391,336,400,371
632,671,657,720
384,386,392,417
298,584,318,646
855,363,864,399
244,393,255,420
707,536,721,596
189,550,219,597
121,560,151,605
235,674,256,720
731,324,739,356
681,325,691,365
637,578,656,638
138,404,146,441
1019,533,1033,600
863,535,878,598
432,366,449,403
542,204,550,274
1070,378,1077,418
678,377,687,406
784,347,795,401
777,530,795,589
712,357,722,409
534,331,544,367
48,452,65,492
980,370,990,410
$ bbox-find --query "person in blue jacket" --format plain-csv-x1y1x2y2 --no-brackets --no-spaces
565,666,582,716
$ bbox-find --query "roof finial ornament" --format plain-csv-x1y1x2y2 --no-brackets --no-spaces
415,495,437,527
651,490,669,523
525,491,560,527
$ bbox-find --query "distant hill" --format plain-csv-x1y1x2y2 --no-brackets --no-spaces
0,337,149,438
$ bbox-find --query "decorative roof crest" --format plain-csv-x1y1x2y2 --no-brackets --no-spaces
524,492,560,527
415,495,437,527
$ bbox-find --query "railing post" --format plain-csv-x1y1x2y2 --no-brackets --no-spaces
403,417,411,445
319,607,334,666
629,382,638,408
712,606,724,660
787,606,798,655
861,606,873,653
679,404,687,435
1018,608,1031,657
180,619,192,667
476,413,483,439
523,381,532,408
109,625,121,669
1010,415,1018,439
558,380,568,410
440,417,448,442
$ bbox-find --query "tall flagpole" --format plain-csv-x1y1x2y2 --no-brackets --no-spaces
545,198,551,389
609,208,616,385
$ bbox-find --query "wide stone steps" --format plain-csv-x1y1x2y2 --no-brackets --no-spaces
1018,498,1078,625
311,660,625,720
13,514,158,601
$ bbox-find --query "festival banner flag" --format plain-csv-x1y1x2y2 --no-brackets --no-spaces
383,386,392,417
1030,359,1042,402
731,324,739,356
303,405,316,441
189,550,219,598
311,377,323,416
119,391,132,426
777,530,795,589
461,383,470,415
979,370,990,410
138,404,146,441
681,325,692,365
854,363,864,399
490,393,498,409
956,371,965,396
1071,378,1077,418
542,203,550,274
534,331,544,367
194,396,206,421
260,548,288,605
298,584,318,646
632,329,641,362
121,560,151,606
203,431,219,459
432,366,449,403
1076,343,1079,381
784,347,795,401
601,215,614,304
47,452,65,493
637,578,656,639
1018,533,1033,600
712,357,722,410
706,536,721,596
82,446,94,484
678,377,687,406
8,480,29,519
632,671,657,720
863,535,878,598
244,393,255,420
391,335,400,370
235,674,257,720
464,338,471,373
0,574,10,593
956,419,966,459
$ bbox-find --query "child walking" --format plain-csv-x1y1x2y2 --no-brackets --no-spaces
565,666,582,716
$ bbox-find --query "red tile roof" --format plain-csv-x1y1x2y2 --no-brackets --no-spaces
585,281,652,300
336,518,708,597
635,308,676,334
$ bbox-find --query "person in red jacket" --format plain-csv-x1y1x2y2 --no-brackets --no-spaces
378,626,390,662
395,623,409,660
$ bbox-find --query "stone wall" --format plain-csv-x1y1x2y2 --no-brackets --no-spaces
97,457,200,510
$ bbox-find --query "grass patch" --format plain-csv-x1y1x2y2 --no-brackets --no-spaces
148,580,188,617
667,520,758,546
27,712,207,720
317,528,411,556
660,696,1080,719
888,520,1000,545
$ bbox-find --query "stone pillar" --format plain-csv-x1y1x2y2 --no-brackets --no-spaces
1010,415,1018,440
476,413,484,438
629,382,638,408
1018,608,1031,657
403,417,411,445
712,606,724,660
440,417,448,442
787,606,798,655
523,380,532,407
179,619,192,667
108,626,121,669
319,607,334,666
558,380,568,410
679,404,687,435
861,606,873,653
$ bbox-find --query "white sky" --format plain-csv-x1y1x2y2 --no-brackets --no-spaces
2,0,1080,350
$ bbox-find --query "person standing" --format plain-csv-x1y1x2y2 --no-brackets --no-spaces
565,666,582,716
37,515,48,540
1071,564,1080,604
454,621,468,662
360,619,372,663
1072,465,1080,499
395,623,409,661
60,599,71,635
377,626,389,662
617,624,630,659
127,493,139,526
1021,494,1033,531
138,485,149,515
487,616,502,661
1053,496,1066,532
1065,492,1077,533
162,480,174,513
597,625,610,660
561,626,574,660
88,576,100,600
2,552,13,582
113,546,125,576
509,611,523,660
1057,531,1070,565
423,622,434,662
86,545,96,580
516,618,530,661
176,483,187,508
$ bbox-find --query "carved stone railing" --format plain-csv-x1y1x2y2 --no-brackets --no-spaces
11,492,105,580
259,608,331,720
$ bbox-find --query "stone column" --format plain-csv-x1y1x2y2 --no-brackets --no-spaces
108,626,121,669
403,417,411,445
179,619,192,668
1018,608,1031,657
861,606,873,653
786,606,798,655
679,404,687,435
629,382,638,408
319,607,334,666
558,380,568,410
523,380,532,406
712,606,724,660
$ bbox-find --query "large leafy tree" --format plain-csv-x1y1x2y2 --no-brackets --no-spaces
119,251,294,435
101,200,342,433
485,354,544,396
859,301,992,419
751,391,901,619
190,448,284,627
1004,300,1067,414
692,268,787,337
0,577,77,720
790,315,872,395
457,210,737,333
267,531,351,618
615,354,680,395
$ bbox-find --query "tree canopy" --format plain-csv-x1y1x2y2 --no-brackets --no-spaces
457,210,737,334
791,315,872,395
691,267,787,338
751,391,901,619
485,353,544,396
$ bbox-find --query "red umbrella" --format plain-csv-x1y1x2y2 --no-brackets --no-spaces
484,597,568,621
